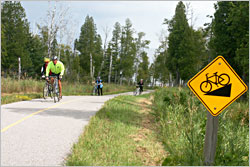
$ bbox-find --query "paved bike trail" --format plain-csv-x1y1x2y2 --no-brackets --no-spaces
1,91,152,166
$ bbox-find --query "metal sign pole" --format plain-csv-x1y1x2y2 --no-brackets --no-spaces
203,111,219,165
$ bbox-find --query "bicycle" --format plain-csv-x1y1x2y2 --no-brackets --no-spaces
92,84,97,96
48,75,60,103
133,85,142,96
43,79,52,99
200,72,230,93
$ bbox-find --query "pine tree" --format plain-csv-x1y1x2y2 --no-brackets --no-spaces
1,24,8,72
76,15,103,82
119,18,135,84
137,51,150,83
26,34,46,77
1,1,33,75
211,1,249,83
164,1,200,85
109,22,121,83
134,32,150,83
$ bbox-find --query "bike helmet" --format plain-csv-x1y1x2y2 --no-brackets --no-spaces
44,57,50,62
53,56,58,60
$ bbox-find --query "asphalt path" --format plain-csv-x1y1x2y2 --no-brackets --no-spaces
1,91,152,166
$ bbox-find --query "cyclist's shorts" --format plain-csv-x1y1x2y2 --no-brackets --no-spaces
50,73,61,79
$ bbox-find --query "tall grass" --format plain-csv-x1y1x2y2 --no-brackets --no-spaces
2,77,43,94
62,81,134,95
1,77,134,104
152,87,249,166
2,77,134,95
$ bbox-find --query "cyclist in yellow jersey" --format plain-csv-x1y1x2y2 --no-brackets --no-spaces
45,56,65,99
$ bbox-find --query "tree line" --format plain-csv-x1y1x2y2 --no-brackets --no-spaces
151,1,249,87
1,1,249,87
1,1,151,85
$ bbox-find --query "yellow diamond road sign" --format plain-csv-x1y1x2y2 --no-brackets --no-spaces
188,56,248,116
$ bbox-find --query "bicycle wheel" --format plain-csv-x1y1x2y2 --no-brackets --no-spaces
48,84,53,99
219,73,230,86
200,81,212,93
92,87,96,96
43,83,48,99
53,85,56,103
139,88,142,95
55,79,60,102
133,90,137,96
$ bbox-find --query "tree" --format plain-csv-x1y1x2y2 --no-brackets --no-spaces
1,1,33,75
108,22,121,83
1,24,8,71
134,32,150,83
164,1,202,85
210,1,249,83
153,49,169,86
119,18,136,84
98,26,111,77
76,15,103,82
26,34,46,77
137,51,150,83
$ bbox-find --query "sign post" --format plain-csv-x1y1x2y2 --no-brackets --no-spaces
203,111,219,165
187,56,248,165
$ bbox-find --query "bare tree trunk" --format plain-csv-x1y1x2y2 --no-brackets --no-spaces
90,53,93,79
175,70,180,87
108,52,112,83
58,46,61,60
134,60,139,83
115,70,117,84
93,66,95,80
98,26,110,77
134,52,139,84
99,55,105,77
18,57,21,81
42,2,70,59
169,73,171,87
120,71,122,85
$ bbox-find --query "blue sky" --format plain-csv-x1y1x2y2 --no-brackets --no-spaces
21,1,216,63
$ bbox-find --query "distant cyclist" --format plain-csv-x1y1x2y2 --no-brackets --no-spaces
96,76,103,96
41,57,51,78
138,79,144,93
45,56,65,99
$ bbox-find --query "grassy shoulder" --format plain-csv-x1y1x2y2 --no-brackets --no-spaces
1,77,134,104
152,87,249,166
65,93,166,166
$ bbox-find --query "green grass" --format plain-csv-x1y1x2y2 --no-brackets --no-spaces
152,87,249,166
1,77,134,104
66,94,166,166
1,93,43,104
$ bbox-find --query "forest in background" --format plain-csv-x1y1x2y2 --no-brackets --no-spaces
1,1,249,86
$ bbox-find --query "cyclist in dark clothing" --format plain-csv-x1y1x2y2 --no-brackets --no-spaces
96,76,103,96
138,79,144,93
41,57,51,78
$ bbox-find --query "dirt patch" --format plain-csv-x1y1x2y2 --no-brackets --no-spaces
129,97,167,166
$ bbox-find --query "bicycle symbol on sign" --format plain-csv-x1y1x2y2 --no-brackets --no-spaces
200,72,230,93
